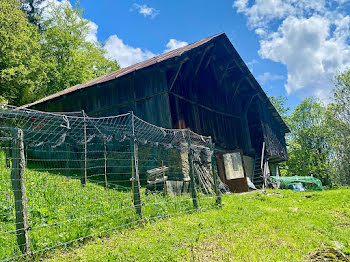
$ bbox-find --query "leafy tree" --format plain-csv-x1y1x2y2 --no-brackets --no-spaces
269,95,290,124
0,0,49,105
20,0,46,31
326,70,350,185
285,98,331,185
40,1,120,96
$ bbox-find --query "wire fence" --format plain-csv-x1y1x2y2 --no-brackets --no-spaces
0,104,222,261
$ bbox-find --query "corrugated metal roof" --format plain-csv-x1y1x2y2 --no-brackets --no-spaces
23,33,224,108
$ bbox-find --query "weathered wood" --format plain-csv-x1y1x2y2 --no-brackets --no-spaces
5,139,11,168
82,110,87,186
169,92,240,119
210,142,221,206
195,43,214,75
168,58,189,91
187,129,198,209
130,113,142,217
103,138,108,187
162,160,167,196
11,129,31,255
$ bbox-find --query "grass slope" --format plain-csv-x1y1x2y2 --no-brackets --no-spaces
0,159,215,260
46,189,350,262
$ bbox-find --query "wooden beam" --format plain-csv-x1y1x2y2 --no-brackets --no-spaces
168,57,189,92
195,43,214,75
218,63,231,86
243,93,259,115
169,92,240,119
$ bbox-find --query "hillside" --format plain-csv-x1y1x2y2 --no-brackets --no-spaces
45,189,350,262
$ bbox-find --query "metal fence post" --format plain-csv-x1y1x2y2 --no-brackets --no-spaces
187,129,198,210
210,141,222,207
130,112,142,217
11,128,31,255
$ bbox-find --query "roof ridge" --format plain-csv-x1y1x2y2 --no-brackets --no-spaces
22,32,225,109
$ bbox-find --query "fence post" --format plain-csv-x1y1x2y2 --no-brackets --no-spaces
187,129,198,210
162,160,167,196
82,110,87,186
210,141,222,207
65,143,70,178
103,137,108,188
130,112,142,217
11,128,31,255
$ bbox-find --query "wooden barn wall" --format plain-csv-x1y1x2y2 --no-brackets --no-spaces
169,60,246,151
33,69,172,128
258,99,288,161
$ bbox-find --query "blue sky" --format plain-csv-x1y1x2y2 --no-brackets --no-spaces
62,0,350,111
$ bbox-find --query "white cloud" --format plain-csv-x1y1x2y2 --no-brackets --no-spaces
104,35,156,68
164,39,188,52
246,59,258,72
38,1,188,70
131,3,159,19
86,21,98,43
233,0,350,101
258,72,284,83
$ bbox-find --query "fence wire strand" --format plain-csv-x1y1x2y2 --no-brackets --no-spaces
0,104,222,261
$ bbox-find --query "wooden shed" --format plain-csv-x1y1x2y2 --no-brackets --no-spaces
23,32,289,192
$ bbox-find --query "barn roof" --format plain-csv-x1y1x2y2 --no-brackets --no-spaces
23,32,289,133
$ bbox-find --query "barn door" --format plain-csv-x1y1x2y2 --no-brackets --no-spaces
216,150,249,193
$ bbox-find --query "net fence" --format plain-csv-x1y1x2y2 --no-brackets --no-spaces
0,104,222,261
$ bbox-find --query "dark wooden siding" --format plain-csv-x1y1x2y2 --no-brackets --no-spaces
33,69,172,128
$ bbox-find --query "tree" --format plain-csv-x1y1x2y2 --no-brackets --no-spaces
40,1,120,96
326,70,350,185
269,95,290,124
20,0,46,31
0,0,49,105
285,98,331,185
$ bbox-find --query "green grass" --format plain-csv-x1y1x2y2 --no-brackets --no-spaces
44,189,350,262
0,154,215,261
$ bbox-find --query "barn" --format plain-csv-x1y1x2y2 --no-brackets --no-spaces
23,32,289,192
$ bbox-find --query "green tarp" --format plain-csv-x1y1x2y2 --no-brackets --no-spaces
271,176,324,191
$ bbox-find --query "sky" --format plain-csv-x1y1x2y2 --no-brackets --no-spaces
51,0,350,111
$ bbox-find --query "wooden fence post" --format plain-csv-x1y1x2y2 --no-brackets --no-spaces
187,129,198,210
162,160,167,196
103,137,108,188
130,112,142,217
82,110,87,186
11,128,31,255
65,143,70,178
210,141,222,207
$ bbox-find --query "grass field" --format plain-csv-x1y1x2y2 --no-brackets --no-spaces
0,157,215,261
44,188,350,262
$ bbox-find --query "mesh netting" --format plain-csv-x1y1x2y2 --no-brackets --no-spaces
0,104,222,261
270,176,324,191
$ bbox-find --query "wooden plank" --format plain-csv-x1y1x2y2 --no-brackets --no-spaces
187,129,198,209
210,142,222,206
168,58,189,92
130,113,142,217
195,43,214,75
169,92,240,119
11,128,31,255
